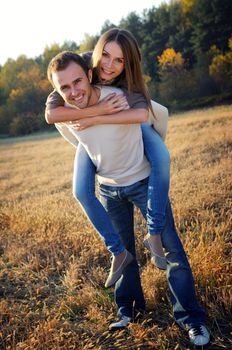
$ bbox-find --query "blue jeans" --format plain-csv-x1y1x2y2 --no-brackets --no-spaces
73,143,125,256
141,124,170,234
73,125,170,249
99,178,206,329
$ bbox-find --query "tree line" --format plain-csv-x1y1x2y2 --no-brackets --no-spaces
0,0,231,136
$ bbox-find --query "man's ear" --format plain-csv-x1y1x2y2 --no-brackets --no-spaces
88,69,93,83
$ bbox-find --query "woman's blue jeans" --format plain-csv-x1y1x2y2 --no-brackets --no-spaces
141,123,170,234
73,143,125,256
99,178,206,329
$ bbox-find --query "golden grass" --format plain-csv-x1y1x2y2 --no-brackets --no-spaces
0,105,231,349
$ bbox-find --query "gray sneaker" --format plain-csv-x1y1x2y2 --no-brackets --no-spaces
105,249,133,288
188,325,210,346
109,315,132,330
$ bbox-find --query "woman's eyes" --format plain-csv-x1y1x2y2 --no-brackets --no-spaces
116,58,123,64
102,52,123,64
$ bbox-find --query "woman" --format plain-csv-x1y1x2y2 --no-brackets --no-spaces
45,28,170,285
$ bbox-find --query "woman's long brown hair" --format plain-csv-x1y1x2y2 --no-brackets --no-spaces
92,28,155,118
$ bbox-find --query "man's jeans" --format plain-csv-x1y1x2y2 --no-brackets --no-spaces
99,177,206,329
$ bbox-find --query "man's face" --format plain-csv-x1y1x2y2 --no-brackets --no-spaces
52,61,93,108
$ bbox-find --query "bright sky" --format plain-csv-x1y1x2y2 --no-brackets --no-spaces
1,0,165,66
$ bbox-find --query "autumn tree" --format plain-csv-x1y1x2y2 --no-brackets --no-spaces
0,56,50,135
209,39,232,92
158,48,195,107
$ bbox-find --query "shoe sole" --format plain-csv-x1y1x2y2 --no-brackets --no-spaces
109,318,132,331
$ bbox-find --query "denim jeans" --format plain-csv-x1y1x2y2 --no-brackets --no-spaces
73,143,125,256
99,178,206,328
141,124,170,234
73,124,170,250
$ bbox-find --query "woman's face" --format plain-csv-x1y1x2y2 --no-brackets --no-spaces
99,41,125,81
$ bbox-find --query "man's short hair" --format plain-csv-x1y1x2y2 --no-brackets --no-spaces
47,51,89,87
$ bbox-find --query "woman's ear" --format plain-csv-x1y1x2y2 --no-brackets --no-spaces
88,69,93,83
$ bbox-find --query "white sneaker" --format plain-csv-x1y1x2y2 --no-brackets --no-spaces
188,325,210,346
109,315,132,330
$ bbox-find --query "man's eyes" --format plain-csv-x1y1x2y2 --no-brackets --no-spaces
60,79,81,91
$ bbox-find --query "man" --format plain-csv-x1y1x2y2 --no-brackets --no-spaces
46,51,210,347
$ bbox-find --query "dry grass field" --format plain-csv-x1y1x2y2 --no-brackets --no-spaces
0,105,231,349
